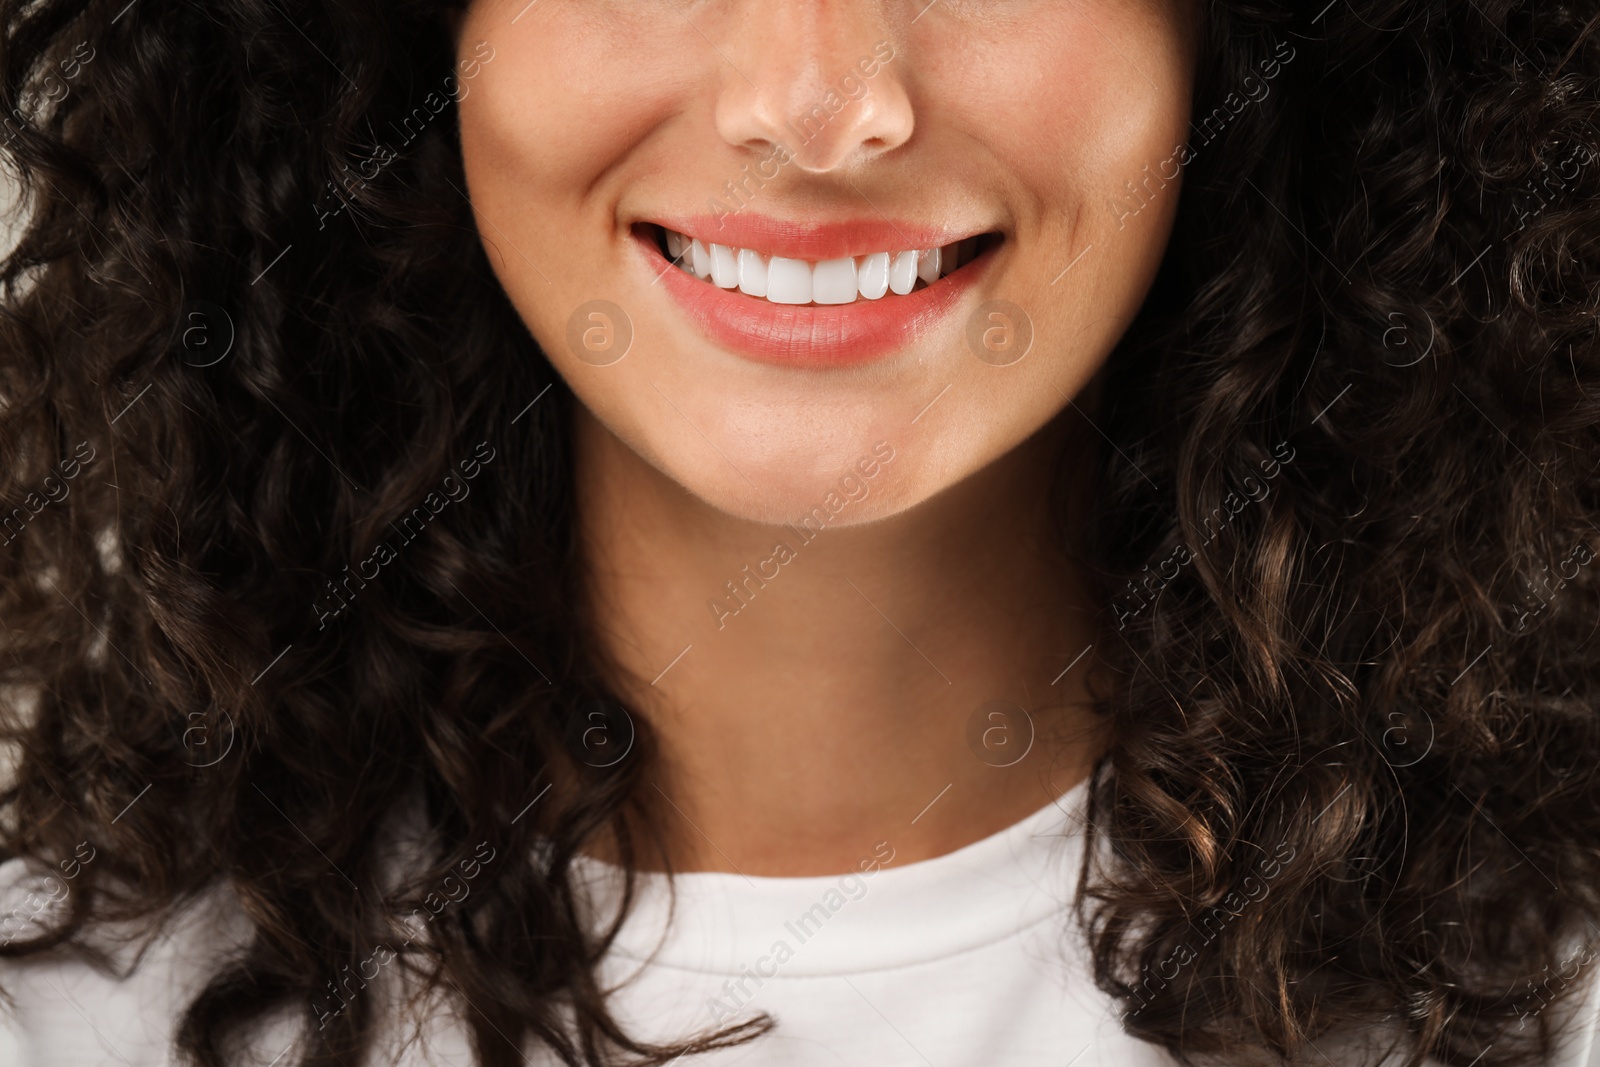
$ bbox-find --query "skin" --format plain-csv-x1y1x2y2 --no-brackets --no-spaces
455,0,1200,874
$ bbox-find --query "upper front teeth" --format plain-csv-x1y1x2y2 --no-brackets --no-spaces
662,229,979,305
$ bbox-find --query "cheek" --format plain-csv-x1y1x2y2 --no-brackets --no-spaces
455,6,692,417
892,5,1194,494
458,17,675,207
1058,16,1192,150
939,4,1194,340
953,11,1195,216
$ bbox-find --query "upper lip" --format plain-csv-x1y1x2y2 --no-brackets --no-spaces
643,213,997,262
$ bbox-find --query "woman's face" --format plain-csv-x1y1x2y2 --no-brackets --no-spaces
456,0,1199,525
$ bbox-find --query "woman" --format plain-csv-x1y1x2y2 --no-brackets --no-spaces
0,0,1597,1063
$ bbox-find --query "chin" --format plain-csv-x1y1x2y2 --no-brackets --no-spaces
664,432,921,530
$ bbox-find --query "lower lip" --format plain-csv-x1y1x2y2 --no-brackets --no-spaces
635,230,991,368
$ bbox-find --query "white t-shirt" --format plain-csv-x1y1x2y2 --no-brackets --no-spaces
1,778,1597,1066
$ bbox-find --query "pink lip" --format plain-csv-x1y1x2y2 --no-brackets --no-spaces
634,225,995,368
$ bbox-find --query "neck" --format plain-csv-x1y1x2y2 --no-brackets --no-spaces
574,404,1107,876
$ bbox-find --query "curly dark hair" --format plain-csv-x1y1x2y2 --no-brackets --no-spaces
1,0,1598,1065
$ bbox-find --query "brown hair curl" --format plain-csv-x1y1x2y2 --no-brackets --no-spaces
0,1,1597,1066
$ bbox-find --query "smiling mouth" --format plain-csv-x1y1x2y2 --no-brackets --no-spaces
640,223,1003,308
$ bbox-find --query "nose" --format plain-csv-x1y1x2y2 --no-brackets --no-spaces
713,2,913,173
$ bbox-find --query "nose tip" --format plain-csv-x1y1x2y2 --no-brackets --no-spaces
715,33,911,173
776,70,914,172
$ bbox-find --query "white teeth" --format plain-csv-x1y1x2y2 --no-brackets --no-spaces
889,250,918,295
858,251,890,300
766,256,813,305
710,243,740,288
737,248,768,297
812,258,858,305
662,229,986,306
